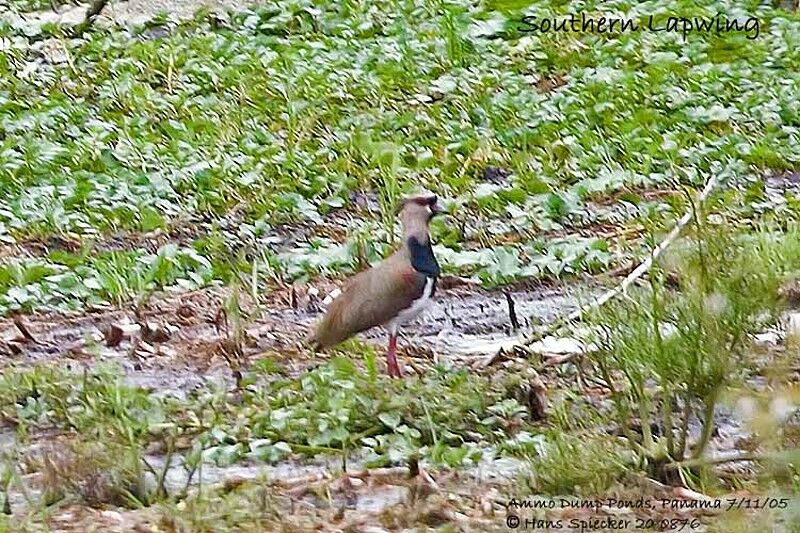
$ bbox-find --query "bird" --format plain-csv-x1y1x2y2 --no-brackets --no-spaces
308,193,444,377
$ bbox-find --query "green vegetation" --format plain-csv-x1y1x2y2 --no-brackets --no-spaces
589,223,800,479
0,358,532,466
1,0,800,529
2,0,800,311
0,361,532,509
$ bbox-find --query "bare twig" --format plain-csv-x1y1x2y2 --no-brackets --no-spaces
505,292,520,330
276,472,328,488
516,174,719,350
472,347,506,370
217,339,243,389
154,436,175,500
213,306,228,336
139,446,173,502
12,316,39,344
348,466,410,480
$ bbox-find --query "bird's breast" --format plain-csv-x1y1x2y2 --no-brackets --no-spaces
390,275,437,331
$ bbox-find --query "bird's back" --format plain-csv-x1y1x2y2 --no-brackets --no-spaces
309,252,428,348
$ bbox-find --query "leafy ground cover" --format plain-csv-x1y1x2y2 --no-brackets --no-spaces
2,0,798,313
1,0,800,530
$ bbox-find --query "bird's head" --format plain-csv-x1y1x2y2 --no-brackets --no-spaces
398,194,445,224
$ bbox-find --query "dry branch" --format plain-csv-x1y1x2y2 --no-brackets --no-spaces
12,316,39,344
504,292,520,330
511,174,719,353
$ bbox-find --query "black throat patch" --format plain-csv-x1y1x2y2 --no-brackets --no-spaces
407,236,441,278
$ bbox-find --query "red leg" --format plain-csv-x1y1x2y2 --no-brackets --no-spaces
387,333,402,378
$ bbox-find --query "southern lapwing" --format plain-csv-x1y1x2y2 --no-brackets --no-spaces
309,194,444,377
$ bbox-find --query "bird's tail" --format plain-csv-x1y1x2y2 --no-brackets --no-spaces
305,325,322,351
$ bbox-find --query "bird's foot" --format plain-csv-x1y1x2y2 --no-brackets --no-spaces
387,361,403,378
387,340,403,378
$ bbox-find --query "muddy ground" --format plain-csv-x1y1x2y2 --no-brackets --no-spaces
1,275,790,531
2,0,799,527
0,278,608,531
0,275,593,395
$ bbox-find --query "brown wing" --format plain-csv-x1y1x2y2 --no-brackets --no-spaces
309,253,427,348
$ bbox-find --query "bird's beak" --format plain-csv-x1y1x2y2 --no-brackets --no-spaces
431,201,446,217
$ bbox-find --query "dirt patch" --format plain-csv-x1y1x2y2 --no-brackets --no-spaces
102,0,264,26
0,202,361,270
0,277,597,395
2,0,266,33
1,279,789,530
4,422,521,530
764,170,800,192
23,463,512,532
536,73,568,93
0,284,307,394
